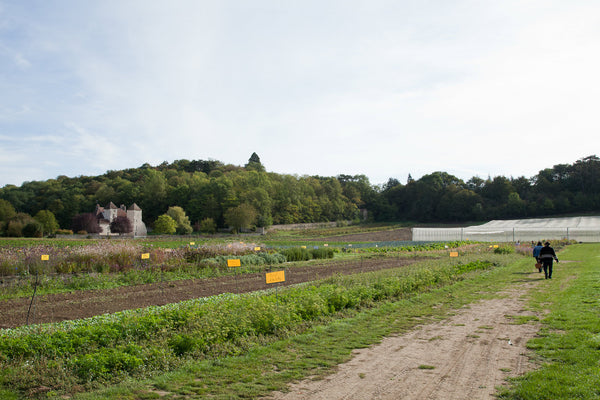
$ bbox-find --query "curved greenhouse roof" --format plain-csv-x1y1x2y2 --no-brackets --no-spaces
413,216,600,242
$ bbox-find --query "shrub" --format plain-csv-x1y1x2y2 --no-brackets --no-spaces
70,345,143,381
198,218,217,234
23,221,44,238
494,245,515,254
169,334,197,356
153,214,177,235
6,221,24,237
282,247,311,262
311,247,334,259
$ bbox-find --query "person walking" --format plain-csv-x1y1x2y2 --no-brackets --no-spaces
532,241,543,272
539,242,559,279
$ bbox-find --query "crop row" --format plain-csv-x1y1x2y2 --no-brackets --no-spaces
0,254,515,398
0,241,333,277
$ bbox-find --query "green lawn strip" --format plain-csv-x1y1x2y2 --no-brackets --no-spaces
498,243,600,400
76,254,532,400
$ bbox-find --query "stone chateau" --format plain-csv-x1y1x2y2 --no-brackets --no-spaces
94,202,147,237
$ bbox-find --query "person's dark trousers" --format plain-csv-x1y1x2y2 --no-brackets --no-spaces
542,260,553,279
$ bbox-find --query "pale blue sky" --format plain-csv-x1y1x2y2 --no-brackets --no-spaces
1,0,598,187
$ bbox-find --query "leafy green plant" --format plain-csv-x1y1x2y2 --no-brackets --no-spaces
311,247,334,259
494,245,515,254
0,255,506,396
282,247,311,261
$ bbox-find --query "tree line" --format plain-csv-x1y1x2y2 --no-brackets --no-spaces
0,153,598,236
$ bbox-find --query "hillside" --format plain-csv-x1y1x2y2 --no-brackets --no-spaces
0,155,599,237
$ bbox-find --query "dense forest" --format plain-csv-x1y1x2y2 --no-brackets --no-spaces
0,153,599,236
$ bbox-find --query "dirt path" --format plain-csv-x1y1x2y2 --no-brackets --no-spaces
268,280,541,400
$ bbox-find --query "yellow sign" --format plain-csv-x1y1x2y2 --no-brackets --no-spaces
493,245,499,248
266,270,285,284
41,254,49,261
190,242,195,246
301,245,306,249
227,259,241,267
449,251,459,257
141,253,150,259
254,246,261,251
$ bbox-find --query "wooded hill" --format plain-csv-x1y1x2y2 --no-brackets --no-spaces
0,154,598,234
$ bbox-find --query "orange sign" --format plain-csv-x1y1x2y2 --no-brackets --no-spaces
266,270,285,284
227,259,241,267
449,251,459,257
41,255,49,261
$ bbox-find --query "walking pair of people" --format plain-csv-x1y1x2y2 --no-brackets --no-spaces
532,241,559,279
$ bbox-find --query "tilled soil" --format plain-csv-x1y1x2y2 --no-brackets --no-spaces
0,257,417,329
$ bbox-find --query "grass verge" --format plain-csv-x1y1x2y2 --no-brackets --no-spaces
497,243,600,399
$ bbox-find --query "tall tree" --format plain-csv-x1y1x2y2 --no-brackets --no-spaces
245,152,265,172
224,203,258,233
71,213,101,234
154,214,177,234
0,199,16,222
166,206,193,234
110,215,133,236
34,210,59,235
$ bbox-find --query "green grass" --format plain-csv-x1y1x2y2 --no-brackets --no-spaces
497,243,600,399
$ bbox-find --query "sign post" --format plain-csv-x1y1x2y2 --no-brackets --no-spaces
27,255,48,325
266,270,285,305
228,259,241,292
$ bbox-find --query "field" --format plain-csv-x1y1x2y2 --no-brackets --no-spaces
1,225,597,399
1,257,418,329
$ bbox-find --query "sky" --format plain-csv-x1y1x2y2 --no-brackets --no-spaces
1,0,598,188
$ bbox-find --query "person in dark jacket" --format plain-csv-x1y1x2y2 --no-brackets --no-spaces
532,241,543,272
539,242,559,279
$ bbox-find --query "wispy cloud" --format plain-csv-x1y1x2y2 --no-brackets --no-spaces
0,0,598,187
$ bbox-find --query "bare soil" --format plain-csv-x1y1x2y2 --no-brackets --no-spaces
268,281,541,400
0,257,417,329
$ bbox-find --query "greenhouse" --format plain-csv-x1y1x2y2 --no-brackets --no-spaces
412,216,600,243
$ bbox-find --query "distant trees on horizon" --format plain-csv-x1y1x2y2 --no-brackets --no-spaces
0,154,598,236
